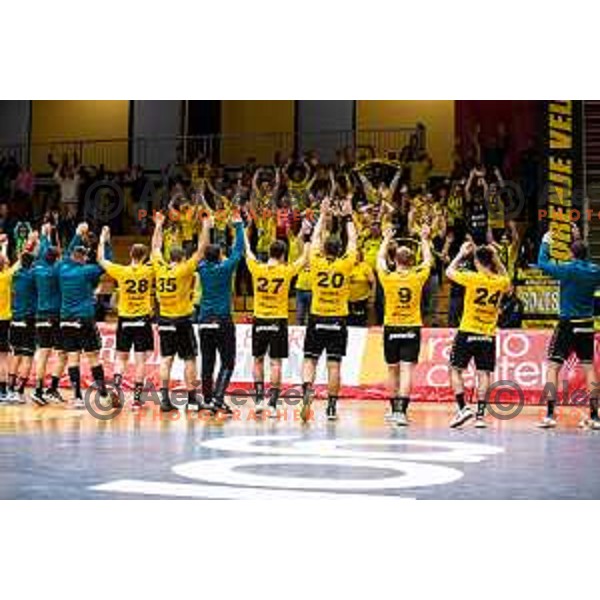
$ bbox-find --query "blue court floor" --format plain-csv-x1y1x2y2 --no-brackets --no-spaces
0,400,598,499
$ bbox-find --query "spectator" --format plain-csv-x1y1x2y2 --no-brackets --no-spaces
499,286,524,328
54,164,80,219
348,249,375,326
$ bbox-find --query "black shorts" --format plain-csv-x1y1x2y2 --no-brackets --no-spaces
548,319,595,365
304,316,348,362
9,318,37,357
60,319,102,354
384,326,421,365
158,317,197,360
36,318,62,350
450,330,496,373
199,316,236,371
252,318,288,359
116,317,155,354
0,320,10,353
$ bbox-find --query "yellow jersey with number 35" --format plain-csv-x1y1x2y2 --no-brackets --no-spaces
377,263,431,326
309,251,356,317
247,259,300,319
152,254,198,318
103,262,155,318
450,270,511,336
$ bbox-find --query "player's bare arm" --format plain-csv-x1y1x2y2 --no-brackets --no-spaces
446,241,473,281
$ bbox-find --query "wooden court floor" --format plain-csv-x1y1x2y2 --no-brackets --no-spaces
0,398,598,499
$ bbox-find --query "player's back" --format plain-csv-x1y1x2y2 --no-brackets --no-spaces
58,260,101,320
12,268,37,320
106,262,154,318
379,263,430,327
454,270,510,336
248,260,297,319
557,259,600,319
154,258,196,319
310,251,356,317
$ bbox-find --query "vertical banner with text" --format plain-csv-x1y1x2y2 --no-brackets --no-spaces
543,100,584,260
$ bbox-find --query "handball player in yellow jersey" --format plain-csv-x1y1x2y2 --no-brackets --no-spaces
244,221,310,415
301,197,357,422
446,241,511,428
377,225,433,426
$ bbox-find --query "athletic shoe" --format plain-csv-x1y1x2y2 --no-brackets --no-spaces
186,399,200,411
536,417,557,429
449,406,475,428
326,399,338,421
200,398,214,412
213,401,233,417
131,399,144,410
14,391,26,404
300,398,312,423
474,416,488,429
30,390,47,406
586,417,600,431
5,390,19,403
72,397,85,410
160,399,176,412
395,412,409,427
43,389,64,403
384,411,398,422
109,390,122,409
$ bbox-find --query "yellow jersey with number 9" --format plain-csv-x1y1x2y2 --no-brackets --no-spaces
152,254,198,318
103,262,155,318
309,251,356,317
247,259,300,319
377,263,431,326
450,270,511,336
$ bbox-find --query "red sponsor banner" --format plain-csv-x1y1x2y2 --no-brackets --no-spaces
44,325,598,403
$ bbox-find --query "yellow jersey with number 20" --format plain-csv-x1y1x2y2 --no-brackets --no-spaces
309,251,356,317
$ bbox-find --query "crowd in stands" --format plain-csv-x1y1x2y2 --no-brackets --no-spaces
0,126,548,327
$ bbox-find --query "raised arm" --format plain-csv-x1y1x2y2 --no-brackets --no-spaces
446,241,474,281
193,215,213,262
537,231,569,279
342,197,357,255
420,225,433,265
389,167,402,198
489,244,508,278
377,227,394,274
251,168,261,199
293,228,311,270
97,226,111,267
244,223,257,263
464,168,476,203
151,212,166,256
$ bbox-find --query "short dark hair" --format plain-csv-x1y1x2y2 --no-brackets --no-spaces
324,236,342,258
475,246,494,269
170,247,185,263
269,240,287,260
205,244,221,263
130,243,148,262
571,240,588,260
